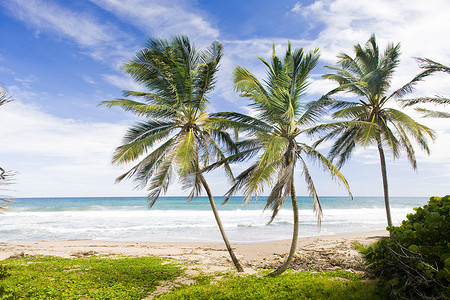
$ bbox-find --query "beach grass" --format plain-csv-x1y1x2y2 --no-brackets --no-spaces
0,255,182,299
157,270,380,300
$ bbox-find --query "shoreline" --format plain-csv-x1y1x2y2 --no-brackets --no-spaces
0,230,388,273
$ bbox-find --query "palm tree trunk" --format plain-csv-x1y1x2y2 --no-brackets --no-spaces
376,137,393,228
200,174,244,272
268,181,299,276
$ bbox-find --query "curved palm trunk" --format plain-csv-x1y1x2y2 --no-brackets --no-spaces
376,137,393,228
200,174,244,272
269,181,299,276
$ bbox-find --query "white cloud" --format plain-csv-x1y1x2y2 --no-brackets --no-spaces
102,74,142,91
0,101,236,197
2,0,135,66
82,75,96,85
89,0,219,46
293,0,450,65
0,101,146,197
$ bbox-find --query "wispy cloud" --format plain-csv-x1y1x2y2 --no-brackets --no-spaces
82,75,96,85
89,0,219,46
2,0,135,65
292,0,450,64
102,74,141,91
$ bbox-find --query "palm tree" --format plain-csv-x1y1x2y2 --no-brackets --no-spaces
208,43,352,276
0,167,14,211
399,58,450,118
101,36,244,272
317,34,435,227
0,84,14,107
0,83,15,210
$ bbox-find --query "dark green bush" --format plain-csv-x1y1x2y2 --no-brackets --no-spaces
360,195,449,299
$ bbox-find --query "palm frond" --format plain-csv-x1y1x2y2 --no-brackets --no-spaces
398,96,450,107
415,108,450,118
223,163,259,204
384,108,436,148
332,105,370,120
415,57,450,74
0,84,14,106
112,122,176,164
393,123,417,170
298,156,322,228
264,161,295,224
378,116,400,158
233,66,271,111
145,153,175,208
209,112,273,134
388,69,434,101
327,128,360,168
201,131,235,182
101,99,177,119
307,120,375,137
115,137,176,184
297,97,334,127
193,41,223,109
176,129,198,177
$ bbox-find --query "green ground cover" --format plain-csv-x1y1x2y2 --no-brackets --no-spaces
157,270,380,300
0,256,380,299
0,256,181,299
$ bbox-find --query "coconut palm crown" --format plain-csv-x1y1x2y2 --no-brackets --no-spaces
316,34,435,227
209,43,352,276
101,36,243,271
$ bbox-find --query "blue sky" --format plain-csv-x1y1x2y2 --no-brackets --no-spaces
0,0,449,197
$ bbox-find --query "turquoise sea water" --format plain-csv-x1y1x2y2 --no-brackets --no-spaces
0,196,428,243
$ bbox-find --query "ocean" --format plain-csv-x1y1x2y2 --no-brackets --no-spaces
0,196,428,243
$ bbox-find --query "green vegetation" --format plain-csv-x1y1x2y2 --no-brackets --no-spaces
157,270,380,300
316,34,435,227
0,256,382,299
359,195,450,299
101,35,243,272
0,256,181,299
209,43,351,276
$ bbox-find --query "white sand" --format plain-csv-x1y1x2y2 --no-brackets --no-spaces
0,230,388,273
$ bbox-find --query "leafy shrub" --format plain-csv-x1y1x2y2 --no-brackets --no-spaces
360,195,449,299
0,264,11,296
0,264,9,280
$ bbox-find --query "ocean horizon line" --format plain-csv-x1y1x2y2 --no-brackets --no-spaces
12,195,429,199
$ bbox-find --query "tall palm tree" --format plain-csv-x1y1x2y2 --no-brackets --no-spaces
317,34,435,227
399,58,450,118
101,36,243,272
208,43,352,276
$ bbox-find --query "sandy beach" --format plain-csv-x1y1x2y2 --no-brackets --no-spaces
0,230,388,273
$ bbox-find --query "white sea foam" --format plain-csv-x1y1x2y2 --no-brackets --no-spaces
0,204,419,243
